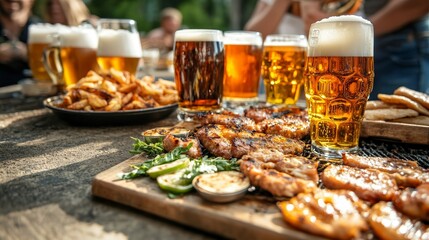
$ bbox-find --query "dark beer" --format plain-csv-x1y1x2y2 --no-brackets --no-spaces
174,30,224,119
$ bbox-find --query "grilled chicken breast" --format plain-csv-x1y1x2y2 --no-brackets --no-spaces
393,183,429,222
369,202,429,240
278,189,369,240
163,133,202,158
242,148,318,183
321,165,398,203
342,153,429,188
195,124,305,159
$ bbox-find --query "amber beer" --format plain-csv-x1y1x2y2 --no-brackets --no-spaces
174,29,224,121
97,19,142,75
305,15,374,158
43,26,98,89
28,24,61,81
223,31,262,101
262,34,308,105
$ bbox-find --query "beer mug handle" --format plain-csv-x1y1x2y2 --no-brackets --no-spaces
43,46,64,88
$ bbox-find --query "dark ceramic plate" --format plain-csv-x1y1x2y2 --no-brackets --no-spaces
43,95,177,125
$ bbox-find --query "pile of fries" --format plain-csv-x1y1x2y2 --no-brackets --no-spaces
57,68,178,111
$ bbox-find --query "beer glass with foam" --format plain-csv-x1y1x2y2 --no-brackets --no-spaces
173,29,224,121
223,31,263,108
28,24,64,81
262,34,308,105
305,15,374,158
97,19,142,75
43,25,98,91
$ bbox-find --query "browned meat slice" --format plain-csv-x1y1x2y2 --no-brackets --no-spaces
278,189,369,240
393,183,429,221
195,124,304,159
162,134,202,159
240,158,317,197
342,153,429,187
201,113,260,132
321,165,398,203
369,202,429,240
244,105,306,122
242,148,318,183
256,117,309,139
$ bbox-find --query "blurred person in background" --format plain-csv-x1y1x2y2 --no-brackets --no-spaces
43,0,97,26
145,7,182,52
365,0,429,97
0,0,40,87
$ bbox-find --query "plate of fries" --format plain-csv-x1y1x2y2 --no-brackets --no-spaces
43,69,179,125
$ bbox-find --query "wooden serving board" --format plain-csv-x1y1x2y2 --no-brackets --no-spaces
92,154,325,240
361,120,429,145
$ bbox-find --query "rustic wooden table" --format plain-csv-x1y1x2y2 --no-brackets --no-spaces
0,92,218,240
1,91,428,240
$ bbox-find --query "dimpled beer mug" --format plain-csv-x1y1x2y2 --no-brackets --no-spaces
28,24,66,82
97,19,142,75
223,31,263,108
43,25,98,91
305,15,374,158
262,34,308,105
173,29,224,121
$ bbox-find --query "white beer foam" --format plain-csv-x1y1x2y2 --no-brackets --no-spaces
28,24,68,43
308,15,373,57
97,29,142,57
59,26,98,49
175,29,223,42
263,34,308,48
224,32,262,46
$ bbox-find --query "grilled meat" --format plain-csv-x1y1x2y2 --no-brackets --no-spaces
278,189,369,240
242,148,318,183
321,165,398,203
195,124,305,159
342,153,429,188
202,113,260,132
369,201,429,240
244,105,306,122
393,183,429,222
256,117,309,139
163,133,202,159
240,158,317,197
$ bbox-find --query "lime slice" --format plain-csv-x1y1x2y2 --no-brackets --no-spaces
157,169,193,194
147,157,190,178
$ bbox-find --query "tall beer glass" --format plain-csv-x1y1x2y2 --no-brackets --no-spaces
97,19,142,75
262,34,308,105
28,24,63,81
43,25,98,91
223,31,263,107
305,15,374,158
174,29,224,121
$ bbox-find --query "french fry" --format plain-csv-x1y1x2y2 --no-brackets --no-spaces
57,68,178,111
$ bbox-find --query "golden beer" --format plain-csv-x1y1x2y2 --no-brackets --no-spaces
28,42,50,81
223,32,262,101
97,22,143,75
97,56,140,75
262,34,308,105
305,15,374,158
60,47,98,86
28,24,65,81
43,26,98,90
174,29,224,120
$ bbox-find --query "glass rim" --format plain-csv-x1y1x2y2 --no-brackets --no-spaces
264,34,308,47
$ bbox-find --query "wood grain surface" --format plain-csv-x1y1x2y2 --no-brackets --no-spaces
91,154,325,240
361,120,429,145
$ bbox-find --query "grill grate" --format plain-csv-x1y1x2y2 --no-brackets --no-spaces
303,137,429,169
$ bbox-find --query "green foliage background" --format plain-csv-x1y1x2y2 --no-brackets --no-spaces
34,0,258,34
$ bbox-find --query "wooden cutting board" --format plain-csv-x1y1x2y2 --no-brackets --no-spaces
361,120,429,145
91,154,325,240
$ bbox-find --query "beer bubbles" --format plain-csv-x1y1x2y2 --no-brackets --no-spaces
305,15,374,158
